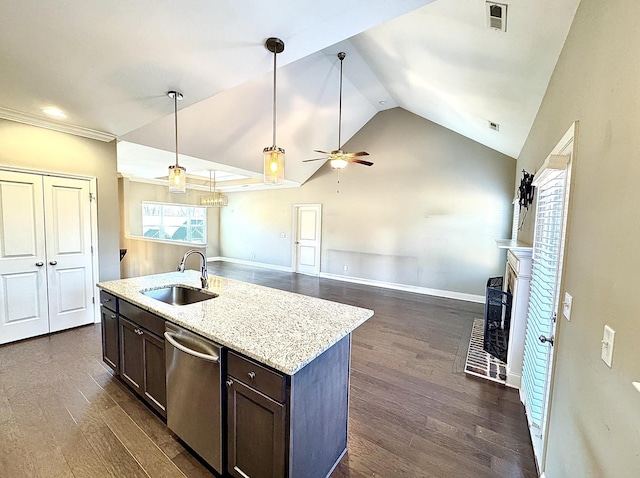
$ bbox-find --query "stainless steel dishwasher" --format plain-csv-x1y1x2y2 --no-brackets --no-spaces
164,323,223,474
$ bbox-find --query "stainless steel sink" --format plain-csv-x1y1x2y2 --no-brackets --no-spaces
141,285,218,306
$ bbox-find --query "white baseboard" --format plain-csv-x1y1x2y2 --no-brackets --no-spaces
319,272,485,303
506,371,522,389
207,257,485,304
208,256,293,273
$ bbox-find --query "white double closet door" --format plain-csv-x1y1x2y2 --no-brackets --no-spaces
0,170,94,345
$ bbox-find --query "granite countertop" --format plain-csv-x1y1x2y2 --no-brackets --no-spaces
97,271,374,375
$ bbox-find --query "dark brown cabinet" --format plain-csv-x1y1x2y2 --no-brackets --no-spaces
225,339,351,478
98,288,352,478
119,311,166,418
100,291,119,373
227,352,286,478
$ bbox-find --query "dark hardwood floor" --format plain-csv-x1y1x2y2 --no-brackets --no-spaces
0,262,537,477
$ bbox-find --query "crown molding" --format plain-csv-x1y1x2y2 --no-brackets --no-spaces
0,107,116,142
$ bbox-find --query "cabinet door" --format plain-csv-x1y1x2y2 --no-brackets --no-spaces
227,378,286,478
100,306,119,373
119,317,143,394
142,330,166,417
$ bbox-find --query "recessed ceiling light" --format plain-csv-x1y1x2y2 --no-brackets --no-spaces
379,100,386,105
42,107,66,118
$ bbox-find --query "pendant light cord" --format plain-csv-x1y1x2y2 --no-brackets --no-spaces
174,93,179,167
272,46,277,147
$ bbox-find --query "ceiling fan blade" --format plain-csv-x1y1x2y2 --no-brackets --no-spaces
350,158,374,166
345,151,369,157
302,157,328,162
313,149,331,154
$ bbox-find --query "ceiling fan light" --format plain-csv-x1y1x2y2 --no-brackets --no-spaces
168,164,186,193
330,158,348,169
264,146,285,184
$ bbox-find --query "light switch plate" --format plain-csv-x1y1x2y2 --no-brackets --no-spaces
562,292,573,320
601,325,615,367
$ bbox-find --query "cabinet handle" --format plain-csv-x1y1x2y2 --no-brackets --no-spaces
248,371,256,380
137,329,144,336
35,262,44,267
226,379,234,388
49,260,57,266
110,314,116,319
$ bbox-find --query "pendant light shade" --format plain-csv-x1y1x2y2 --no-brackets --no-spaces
200,170,228,207
263,37,285,185
168,90,186,193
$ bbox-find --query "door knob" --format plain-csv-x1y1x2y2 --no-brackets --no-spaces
539,335,554,346
295,241,300,244
49,261,57,266
35,262,44,267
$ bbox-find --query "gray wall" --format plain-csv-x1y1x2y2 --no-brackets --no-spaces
516,0,640,475
119,177,220,278
0,119,119,281
221,108,515,296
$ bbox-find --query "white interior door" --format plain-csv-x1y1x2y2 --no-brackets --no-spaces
43,176,94,332
0,171,49,344
293,204,322,275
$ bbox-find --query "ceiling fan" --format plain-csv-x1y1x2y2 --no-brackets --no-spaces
303,52,373,169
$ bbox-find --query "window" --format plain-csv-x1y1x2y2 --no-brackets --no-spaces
141,202,206,245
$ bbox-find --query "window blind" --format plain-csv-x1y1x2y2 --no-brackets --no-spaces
521,168,566,428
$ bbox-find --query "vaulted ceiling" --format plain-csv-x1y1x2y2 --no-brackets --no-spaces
0,0,581,189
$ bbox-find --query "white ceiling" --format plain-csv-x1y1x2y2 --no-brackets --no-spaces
0,0,581,188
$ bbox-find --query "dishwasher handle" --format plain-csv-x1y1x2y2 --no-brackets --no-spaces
164,331,220,363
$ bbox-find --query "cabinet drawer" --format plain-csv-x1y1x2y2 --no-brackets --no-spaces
119,300,165,337
228,351,285,403
100,290,117,312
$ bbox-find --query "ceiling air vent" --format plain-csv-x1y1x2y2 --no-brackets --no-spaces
486,2,507,32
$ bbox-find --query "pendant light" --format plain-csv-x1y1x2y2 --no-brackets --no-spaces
167,90,186,193
200,170,228,207
263,37,285,185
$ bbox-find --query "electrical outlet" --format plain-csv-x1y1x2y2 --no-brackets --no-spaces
251,253,255,259
280,233,286,238
562,292,573,320
343,265,348,272
601,325,615,367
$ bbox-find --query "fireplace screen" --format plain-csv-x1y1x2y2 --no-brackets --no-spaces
483,276,513,363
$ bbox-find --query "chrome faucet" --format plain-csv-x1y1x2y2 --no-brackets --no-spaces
177,249,209,288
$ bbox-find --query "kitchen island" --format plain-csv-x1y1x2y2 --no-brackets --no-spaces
97,270,374,478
